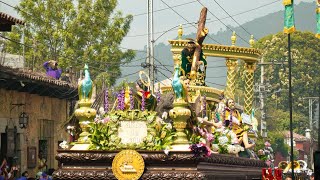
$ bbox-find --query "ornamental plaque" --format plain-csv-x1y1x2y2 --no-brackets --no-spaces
112,150,145,180
118,121,147,144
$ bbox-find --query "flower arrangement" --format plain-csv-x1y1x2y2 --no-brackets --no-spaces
117,88,125,110
89,115,121,150
156,89,161,103
189,143,211,157
142,117,176,150
211,128,244,154
129,87,134,110
104,88,109,112
141,91,146,111
88,111,176,151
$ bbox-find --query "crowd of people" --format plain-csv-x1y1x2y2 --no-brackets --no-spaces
0,157,53,180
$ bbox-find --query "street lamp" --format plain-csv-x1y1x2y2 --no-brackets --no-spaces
19,112,28,129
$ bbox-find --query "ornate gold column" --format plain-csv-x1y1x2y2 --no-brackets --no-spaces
225,58,238,99
244,61,256,115
173,54,182,67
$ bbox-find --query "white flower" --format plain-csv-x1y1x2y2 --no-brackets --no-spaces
59,140,69,149
164,146,170,155
166,123,172,130
212,144,219,152
218,136,229,145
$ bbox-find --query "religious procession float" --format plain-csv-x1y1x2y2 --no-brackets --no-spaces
53,7,270,180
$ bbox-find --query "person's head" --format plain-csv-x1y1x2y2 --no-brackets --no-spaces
42,172,48,179
136,79,148,92
310,173,314,180
226,98,235,110
22,171,29,177
48,60,58,69
186,39,196,52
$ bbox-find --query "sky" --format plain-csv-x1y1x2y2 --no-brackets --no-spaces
117,0,309,50
1,0,309,50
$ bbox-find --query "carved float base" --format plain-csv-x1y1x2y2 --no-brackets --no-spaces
170,144,191,151
53,150,266,180
70,144,90,150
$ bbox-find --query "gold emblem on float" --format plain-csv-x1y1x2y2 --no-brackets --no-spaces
112,150,145,180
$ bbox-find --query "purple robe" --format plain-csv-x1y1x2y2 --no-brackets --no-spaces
43,61,62,79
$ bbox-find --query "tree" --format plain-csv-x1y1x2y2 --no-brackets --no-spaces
5,0,135,85
266,106,308,135
254,31,320,115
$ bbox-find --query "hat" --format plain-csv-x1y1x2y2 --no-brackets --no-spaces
186,38,196,44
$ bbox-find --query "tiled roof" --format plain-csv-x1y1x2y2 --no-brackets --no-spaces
0,12,25,25
284,131,306,140
0,65,78,100
0,65,76,88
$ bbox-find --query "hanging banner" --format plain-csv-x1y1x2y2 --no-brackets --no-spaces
316,1,320,38
283,0,296,34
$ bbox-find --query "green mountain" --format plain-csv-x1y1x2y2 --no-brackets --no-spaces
118,1,317,88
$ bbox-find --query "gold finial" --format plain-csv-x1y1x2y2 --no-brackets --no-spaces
178,24,183,40
231,31,237,46
249,35,255,48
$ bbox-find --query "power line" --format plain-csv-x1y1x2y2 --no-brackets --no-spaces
153,57,172,73
157,69,172,80
205,80,225,87
159,0,221,45
0,34,30,47
206,75,226,79
119,46,147,52
0,34,144,75
196,0,250,45
133,0,197,17
211,0,257,40
126,0,278,38
206,65,226,69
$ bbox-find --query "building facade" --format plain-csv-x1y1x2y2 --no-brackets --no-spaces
0,64,78,177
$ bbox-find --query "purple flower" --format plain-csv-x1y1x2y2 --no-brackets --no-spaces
129,88,134,110
104,88,109,112
189,143,211,157
121,89,125,110
141,91,145,111
117,89,125,110
102,117,110,124
206,133,214,142
156,90,161,103
202,95,206,117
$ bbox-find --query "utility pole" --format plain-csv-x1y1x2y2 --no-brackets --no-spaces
257,60,285,138
259,57,267,138
147,0,155,92
303,96,319,170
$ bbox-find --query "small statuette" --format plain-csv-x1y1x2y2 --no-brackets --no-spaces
249,35,255,48
178,24,183,40
231,31,237,46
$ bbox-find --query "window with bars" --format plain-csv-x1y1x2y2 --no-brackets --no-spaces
38,119,54,170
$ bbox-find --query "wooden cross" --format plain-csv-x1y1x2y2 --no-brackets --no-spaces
190,7,209,80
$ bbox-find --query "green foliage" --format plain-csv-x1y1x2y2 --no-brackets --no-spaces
266,107,308,135
88,110,176,150
254,31,320,115
5,0,135,85
268,131,289,157
142,119,176,150
89,116,121,150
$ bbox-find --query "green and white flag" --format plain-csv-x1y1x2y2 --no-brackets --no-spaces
283,0,295,34
316,1,320,39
